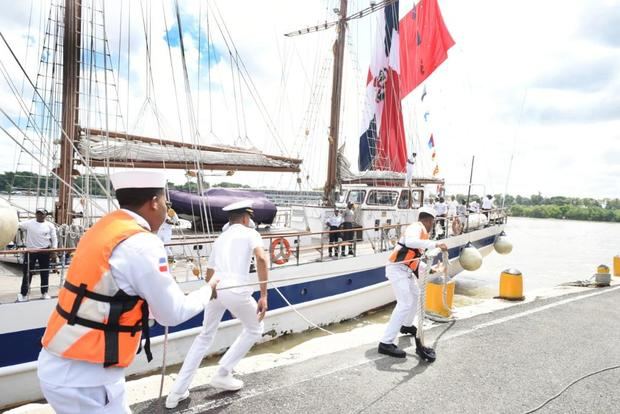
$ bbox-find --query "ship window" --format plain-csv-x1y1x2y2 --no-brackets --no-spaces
367,190,398,206
347,190,366,205
411,190,423,208
398,190,410,209
338,191,347,203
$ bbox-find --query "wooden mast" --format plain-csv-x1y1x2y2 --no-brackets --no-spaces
56,0,81,225
323,0,348,206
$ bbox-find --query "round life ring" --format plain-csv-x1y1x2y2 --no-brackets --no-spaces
271,238,291,265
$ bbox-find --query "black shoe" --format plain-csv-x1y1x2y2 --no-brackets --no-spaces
378,342,406,358
348,251,354,256
400,325,417,336
415,338,436,363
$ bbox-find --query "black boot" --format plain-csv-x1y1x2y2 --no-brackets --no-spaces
378,342,406,358
400,325,417,336
415,338,436,363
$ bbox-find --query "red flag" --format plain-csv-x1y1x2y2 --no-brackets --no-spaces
399,0,455,98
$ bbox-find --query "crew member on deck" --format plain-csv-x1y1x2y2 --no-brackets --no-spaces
481,194,494,218
378,206,447,361
17,208,57,302
325,209,343,257
157,201,179,258
342,202,355,255
434,197,448,237
37,171,217,414
166,199,269,409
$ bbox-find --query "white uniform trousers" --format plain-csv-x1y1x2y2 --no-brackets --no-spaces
380,264,421,344
170,289,264,394
40,377,128,414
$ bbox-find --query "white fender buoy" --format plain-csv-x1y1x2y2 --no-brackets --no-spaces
494,231,513,255
0,199,18,249
459,242,482,271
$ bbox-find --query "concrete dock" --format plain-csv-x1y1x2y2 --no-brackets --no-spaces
131,285,620,414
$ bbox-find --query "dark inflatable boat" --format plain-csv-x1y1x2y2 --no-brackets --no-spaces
168,188,277,230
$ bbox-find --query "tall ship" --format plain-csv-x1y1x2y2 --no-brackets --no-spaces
0,0,509,408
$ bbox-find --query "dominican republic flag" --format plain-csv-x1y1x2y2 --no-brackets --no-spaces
359,1,407,172
159,257,168,272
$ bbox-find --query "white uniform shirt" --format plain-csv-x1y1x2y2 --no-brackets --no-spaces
326,215,343,227
434,202,447,216
38,209,211,387
481,198,493,210
157,212,178,245
19,219,58,249
448,200,458,216
207,223,263,294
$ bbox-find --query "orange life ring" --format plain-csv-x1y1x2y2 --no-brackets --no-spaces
271,238,291,265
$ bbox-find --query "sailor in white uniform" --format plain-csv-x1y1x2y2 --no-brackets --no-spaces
37,171,218,414
157,202,179,257
166,199,269,409
378,207,448,360
481,194,494,218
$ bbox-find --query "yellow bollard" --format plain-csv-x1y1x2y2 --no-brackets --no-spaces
425,280,455,317
594,264,611,287
498,268,525,301
614,256,620,277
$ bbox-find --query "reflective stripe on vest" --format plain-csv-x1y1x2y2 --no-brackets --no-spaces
42,210,153,368
388,223,429,276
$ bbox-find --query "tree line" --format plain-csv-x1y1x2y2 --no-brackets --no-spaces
451,193,619,223
0,171,250,196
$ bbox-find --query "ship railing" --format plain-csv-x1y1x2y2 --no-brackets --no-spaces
0,223,402,301
0,214,507,302
432,207,508,240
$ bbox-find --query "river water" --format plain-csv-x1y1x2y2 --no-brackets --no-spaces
456,216,620,299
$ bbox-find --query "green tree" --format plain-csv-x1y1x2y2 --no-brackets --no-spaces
530,193,543,205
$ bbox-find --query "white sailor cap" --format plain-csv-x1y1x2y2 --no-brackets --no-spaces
222,199,254,216
418,206,436,218
111,170,166,190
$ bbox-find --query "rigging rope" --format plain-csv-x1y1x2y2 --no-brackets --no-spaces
0,32,115,202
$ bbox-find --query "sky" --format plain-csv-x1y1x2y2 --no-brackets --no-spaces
0,0,618,199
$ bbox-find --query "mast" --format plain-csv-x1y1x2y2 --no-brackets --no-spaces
56,0,81,225
323,0,348,206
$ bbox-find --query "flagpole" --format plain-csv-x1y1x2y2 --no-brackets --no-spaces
464,155,475,233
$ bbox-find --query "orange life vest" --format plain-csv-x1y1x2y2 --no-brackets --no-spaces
388,222,429,277
42,210,153,367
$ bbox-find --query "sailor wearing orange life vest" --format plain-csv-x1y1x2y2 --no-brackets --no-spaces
37,171,218,413
378,206,448,360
